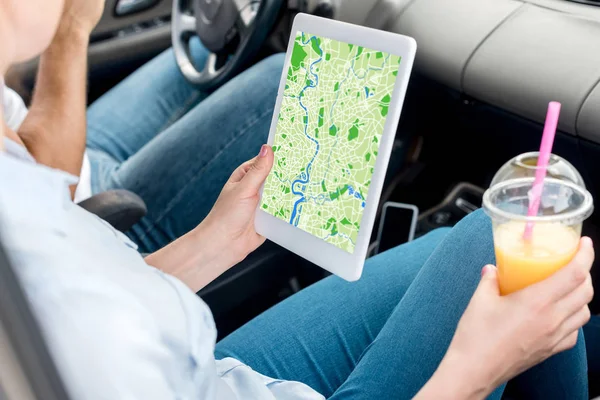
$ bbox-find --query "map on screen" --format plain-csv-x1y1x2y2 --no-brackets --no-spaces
261,31,402,253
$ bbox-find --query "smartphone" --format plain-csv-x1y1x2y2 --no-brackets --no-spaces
375,202,419,255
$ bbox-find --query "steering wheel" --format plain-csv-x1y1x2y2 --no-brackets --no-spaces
172,0,284,90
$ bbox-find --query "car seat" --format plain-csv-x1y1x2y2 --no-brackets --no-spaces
77,189,147,233
0,236,71,400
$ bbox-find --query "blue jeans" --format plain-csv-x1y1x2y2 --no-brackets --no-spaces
215,210,588,399
584,316,600,394
86,40,283,253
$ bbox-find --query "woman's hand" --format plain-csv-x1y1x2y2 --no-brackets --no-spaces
417,237,595,399
146,145,274,292
202,144,274,263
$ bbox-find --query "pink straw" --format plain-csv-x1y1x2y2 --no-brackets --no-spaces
523,101,561,240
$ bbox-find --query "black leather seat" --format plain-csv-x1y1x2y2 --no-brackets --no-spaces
77,189,147,233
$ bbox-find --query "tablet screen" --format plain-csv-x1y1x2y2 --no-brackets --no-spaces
261,31,402,253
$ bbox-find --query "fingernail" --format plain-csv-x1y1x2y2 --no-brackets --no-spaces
582,237,593,248
481,265,496,277
481,265,491,277
259,145,268,158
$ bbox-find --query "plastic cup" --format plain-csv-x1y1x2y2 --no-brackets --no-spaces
490,152,585,188
483,177,593,295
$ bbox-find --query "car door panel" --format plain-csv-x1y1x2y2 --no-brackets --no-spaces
93,0,171,40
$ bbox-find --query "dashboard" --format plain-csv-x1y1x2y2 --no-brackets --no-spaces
337,0,600,144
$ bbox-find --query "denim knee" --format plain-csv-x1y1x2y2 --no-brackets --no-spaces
189,37,210,68
454,209,493,243
452,208,495,266
425,209,496,279
258,53,286,71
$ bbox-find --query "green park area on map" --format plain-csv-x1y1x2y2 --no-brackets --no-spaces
261,31,401,253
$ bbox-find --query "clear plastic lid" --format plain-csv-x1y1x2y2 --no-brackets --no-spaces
490,152,585,189
483,177,594,225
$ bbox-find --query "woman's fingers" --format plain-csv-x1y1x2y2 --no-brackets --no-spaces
228,158,257,183
557,306,591,344
558,274,594,317
553,330,581,354
239,145,273,195
532,237,594,303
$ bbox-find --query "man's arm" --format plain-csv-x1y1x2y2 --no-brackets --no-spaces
16,0,104,197
18,24,88,178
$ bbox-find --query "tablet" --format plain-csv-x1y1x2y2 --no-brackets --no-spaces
255,13,416,281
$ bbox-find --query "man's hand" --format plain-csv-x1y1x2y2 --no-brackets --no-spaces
146,145,275,292
59,0,106,35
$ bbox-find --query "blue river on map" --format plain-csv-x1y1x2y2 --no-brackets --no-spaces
289,34,323,227
287,35,389,235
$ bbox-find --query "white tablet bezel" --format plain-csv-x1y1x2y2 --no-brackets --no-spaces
255,13,417,281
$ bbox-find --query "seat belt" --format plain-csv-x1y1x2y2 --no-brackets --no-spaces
0,237,71,400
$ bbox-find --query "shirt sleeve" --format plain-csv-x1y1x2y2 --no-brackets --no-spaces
2,85,28,130
32,284,217,400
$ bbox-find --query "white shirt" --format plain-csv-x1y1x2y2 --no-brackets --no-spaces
0,150,324,400
2,84,92,202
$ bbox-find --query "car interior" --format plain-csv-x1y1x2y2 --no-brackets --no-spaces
4,0,600,397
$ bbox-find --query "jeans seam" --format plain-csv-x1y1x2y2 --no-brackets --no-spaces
158,90,203,133
86,133,128,165
137,106,274,242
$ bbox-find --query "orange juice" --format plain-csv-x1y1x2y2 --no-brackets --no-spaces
493,221,580,295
